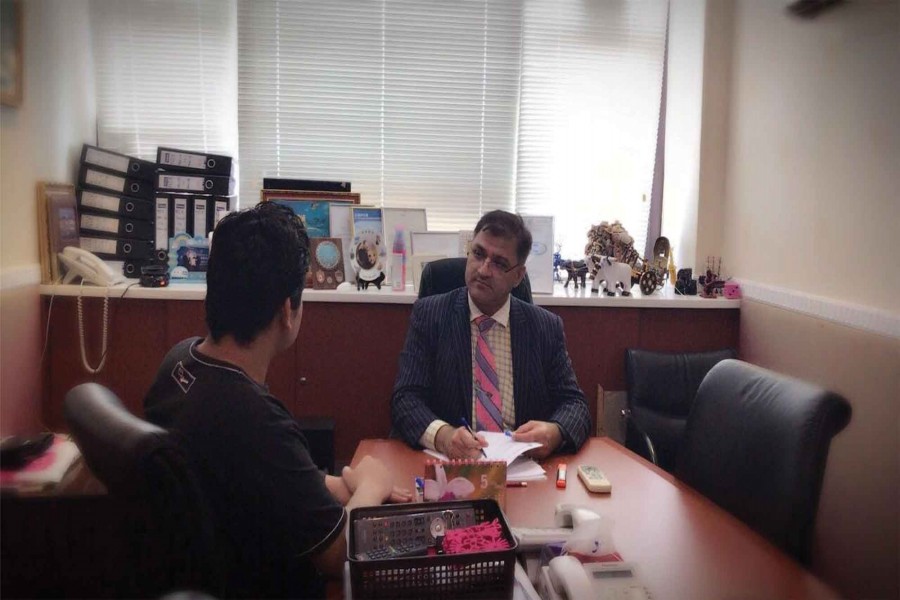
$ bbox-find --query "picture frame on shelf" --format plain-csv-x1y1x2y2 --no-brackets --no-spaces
260,190,361,238
410,254,446,293
37,183,79,283
410,231,459,258
521,215,554,294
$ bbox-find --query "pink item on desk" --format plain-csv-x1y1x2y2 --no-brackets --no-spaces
723,282,742,299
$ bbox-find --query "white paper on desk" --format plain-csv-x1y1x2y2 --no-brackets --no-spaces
424,431,540,464
423,432,546,481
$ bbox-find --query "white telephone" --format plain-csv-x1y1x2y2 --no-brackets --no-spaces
513,504,602,550
540,556,651,600
59,246,124,286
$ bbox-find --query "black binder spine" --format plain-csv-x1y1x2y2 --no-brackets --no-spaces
155,195,170,251
79,164,155,201
81,144,157,182
157,147,233,177
80,235,155,260
77,189,155,221
263,178,351,192
156,172,234,196
80,213,154,240
192,196,209,238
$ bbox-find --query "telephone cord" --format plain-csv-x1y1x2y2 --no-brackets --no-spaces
77,284,109,374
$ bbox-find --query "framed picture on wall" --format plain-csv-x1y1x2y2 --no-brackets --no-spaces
37,183,79,283
1,0,23,107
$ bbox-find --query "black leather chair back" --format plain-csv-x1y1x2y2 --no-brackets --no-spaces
624,348,736,471
64,383,221,596
676,359,851,564
418,256,533,303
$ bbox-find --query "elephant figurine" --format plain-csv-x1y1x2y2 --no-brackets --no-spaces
590,256,632,297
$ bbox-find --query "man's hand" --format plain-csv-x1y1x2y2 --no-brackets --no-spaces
512,420,562,460
435,424,487,459
341,455,394,503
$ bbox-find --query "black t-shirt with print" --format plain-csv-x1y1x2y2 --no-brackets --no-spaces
145,337,345,599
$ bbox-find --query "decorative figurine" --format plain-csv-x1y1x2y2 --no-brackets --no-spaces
584,222,672,296
561,259,588,289
588,255,632,296
552,243,564,283
699,256,725,298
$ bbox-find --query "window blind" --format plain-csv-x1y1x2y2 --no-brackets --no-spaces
238,0,522,230
91,0,239,164
516,0,667,256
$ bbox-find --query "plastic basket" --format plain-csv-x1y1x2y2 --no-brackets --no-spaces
348,499,517,600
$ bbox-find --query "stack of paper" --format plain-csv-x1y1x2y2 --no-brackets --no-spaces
0,435,81,493
424,431,547,482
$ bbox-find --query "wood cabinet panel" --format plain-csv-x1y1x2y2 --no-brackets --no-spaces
43,296,739,465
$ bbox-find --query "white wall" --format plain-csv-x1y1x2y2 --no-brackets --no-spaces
0,0,95,434
712,1,900,597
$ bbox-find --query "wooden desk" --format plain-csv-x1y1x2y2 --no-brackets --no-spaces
350,438,837,600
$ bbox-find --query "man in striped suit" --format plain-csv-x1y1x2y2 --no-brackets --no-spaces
391,210,590,459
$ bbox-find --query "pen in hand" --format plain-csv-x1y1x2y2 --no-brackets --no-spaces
460,418,487,458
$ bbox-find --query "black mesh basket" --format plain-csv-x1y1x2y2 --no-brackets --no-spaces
348,499,517,600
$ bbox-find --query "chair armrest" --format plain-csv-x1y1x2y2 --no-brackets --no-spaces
621,408,658,466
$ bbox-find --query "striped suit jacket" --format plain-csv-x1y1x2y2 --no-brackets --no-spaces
391,287,590,453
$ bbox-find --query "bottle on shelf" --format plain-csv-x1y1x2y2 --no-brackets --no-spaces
391,225,407,291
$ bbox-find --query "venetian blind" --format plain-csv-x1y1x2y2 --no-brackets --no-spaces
516,0,667,256
238,0,522,230
91,0,239,164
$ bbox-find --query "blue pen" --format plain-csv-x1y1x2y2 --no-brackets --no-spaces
460,417,488,458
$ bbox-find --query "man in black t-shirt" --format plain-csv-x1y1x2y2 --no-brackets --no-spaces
145,202,409,598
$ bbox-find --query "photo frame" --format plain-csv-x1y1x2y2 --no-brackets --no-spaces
410,231,460,258
521,215,554,294
37,183,79,283
261,190,360,238
1,0,23,107
411,254,446,293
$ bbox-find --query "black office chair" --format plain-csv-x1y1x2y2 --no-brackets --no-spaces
418,256,533,303
676,359,851,565
623,348,736,472
64,383,222,598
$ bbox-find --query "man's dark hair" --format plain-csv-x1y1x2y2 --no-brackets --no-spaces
205,202,310,345
473,210,533,264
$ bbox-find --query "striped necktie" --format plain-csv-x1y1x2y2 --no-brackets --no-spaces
474,315,503,432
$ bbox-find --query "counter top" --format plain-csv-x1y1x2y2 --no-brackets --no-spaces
40,281,740,308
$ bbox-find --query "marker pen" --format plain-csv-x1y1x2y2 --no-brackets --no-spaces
556,463,567,489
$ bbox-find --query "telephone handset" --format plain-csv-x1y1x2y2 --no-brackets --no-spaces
541,556,650,600
59,246,124,286
513,504,602,551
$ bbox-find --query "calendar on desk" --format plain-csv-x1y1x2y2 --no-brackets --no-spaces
424,459,507,510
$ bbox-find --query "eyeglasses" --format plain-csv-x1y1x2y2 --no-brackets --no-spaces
468,246,521,274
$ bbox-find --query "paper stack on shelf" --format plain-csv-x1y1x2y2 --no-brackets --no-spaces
0,435,81,493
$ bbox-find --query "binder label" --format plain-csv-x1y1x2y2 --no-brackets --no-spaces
81,214,118,234
214,201,229,227
160,150,207,171
156,197,169,250
80,237,117,255
174,197,188,234
193,198,207,238
81,190,119,213
85,148,129,173
159,174,205,192
86,169,126,193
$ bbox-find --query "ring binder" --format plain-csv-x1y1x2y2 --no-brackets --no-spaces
157,147,233,177
156,172,234,197
77,189,155,221
79,164,155,201
80,144,157,182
